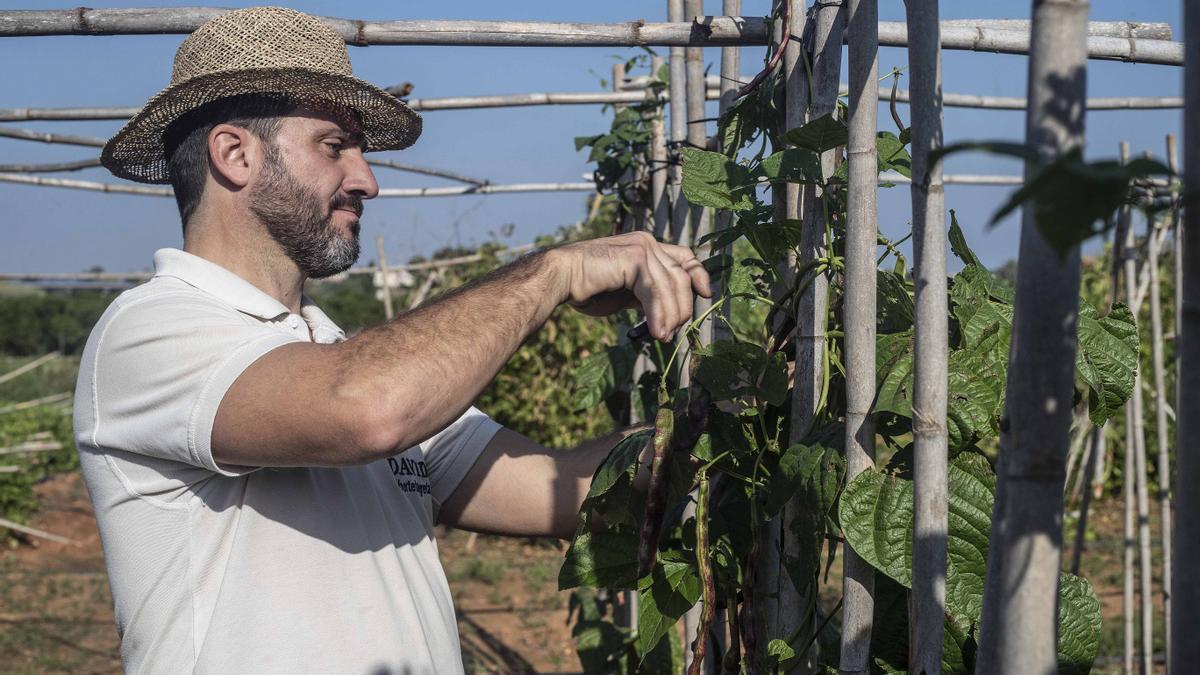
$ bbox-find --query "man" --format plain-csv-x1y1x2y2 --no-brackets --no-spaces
75,6,709,674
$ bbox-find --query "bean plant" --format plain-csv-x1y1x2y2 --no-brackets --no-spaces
562,54,1153,674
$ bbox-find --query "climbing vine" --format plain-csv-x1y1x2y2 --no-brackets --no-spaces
562,41,1157,674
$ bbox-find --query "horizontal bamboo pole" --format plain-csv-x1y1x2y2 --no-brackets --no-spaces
939,19,1170,40
0,392,72,415
365,158,487,186
0,87,1179,124
0,125,104,147
0,10,767,45
0,466,22,474
0,441,63,455
0,158,102,172
0,11,1183,64
0,172,597,197
0,352,59,386
0,243,541,283
0,516,74,545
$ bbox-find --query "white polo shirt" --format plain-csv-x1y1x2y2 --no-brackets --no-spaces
74,248,500,674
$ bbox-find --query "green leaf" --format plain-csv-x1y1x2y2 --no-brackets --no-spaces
877,131,912,178
1075,302,1139,425
948,209,982,267
1057,574,1103,675
635,555,701,657
586,429,654,502
757,148,823,184
680,147,757,211
838,452,994,621
572,343,639,411
559,528,640,590
783,113,848,154
877,270,915,335
766,638,797,670
840,453,1102,668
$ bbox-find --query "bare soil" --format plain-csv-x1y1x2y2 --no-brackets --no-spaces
0,472,1167,673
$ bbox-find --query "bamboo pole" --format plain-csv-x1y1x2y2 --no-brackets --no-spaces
842,0,879,671
375,235,395,321
1165,131,1181,675
365,159,487,186
976,1,1089,672
905,0,949,671
1124,403,1137,675
1070,426,1101,575
709,1,739,347
0,125,105,147
0,11,1184,64
0,158,103,173
0,517,75,546
683,0,708,251
0,172,595,197
648,55,669,241
786,0,845,666
0,441,63,455
1148,212,1173,674
0,169,1040,199
0,392,72,415
1,90,1183,123
0,352,59,386
1120,142,1155,675
667,0,689,245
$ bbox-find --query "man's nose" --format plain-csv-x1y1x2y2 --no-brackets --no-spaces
344,150,379,199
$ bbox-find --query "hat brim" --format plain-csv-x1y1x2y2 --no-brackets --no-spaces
101,67,422,184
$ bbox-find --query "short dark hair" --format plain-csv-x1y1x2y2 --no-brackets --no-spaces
163,94,297,230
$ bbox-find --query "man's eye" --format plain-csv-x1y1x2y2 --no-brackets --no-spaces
324,141,345,153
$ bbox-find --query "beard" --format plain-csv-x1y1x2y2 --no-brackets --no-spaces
249,143,363,279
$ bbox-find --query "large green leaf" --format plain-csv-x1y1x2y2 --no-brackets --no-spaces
839,453,994,620
783,113,848,154
560,528,640,590
572,343,638,411
680,147,757,211
1075,302,1139,426
757,148,823,184
948,209,982,268
840,453,1102,669
869,573,972,675
635,554,701,657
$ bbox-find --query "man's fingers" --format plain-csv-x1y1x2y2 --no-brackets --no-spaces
633,244,680,340
649,244,697,337
659,243,713,298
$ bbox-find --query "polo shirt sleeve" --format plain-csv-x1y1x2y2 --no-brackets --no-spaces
85,290,301,476
418,406,501,511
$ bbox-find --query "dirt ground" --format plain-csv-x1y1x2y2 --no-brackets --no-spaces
0,472,1167,673
0,472,580,674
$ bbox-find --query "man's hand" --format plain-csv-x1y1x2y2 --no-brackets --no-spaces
549,232,712,341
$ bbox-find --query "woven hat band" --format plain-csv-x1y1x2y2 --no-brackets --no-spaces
172,7,353,83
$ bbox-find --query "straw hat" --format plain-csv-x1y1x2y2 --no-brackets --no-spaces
101,6,422,184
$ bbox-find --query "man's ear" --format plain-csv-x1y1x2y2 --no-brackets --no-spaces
207,123,256,188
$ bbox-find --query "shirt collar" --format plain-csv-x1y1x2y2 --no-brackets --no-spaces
151,248,297,322
300,298,347,344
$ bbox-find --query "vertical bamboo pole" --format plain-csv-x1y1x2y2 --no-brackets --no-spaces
1164,131,1180,675
1091,422,1108,499
668,0,689,244
1120,142,1155,675
1124,404,1137,675
754,2,797,665
1171,24,1198,655
375,235,394,321
788,0,844,665
841,0,878,672
976,1,1089,672
710,0,740,346
649,55,670,240
1070,426,1100,575
1148,210,1172,674
684,0,710,252
904,0,949,671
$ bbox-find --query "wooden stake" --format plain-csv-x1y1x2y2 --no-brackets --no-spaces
375,235,394,321
976,1,1089,671
842,0,880,671
1148,210,1173,674
0,352,59,386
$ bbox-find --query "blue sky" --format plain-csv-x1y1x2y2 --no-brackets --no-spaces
0,0,1183,274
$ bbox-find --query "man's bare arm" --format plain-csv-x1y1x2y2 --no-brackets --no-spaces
211,233,709,468
437,426,651,539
